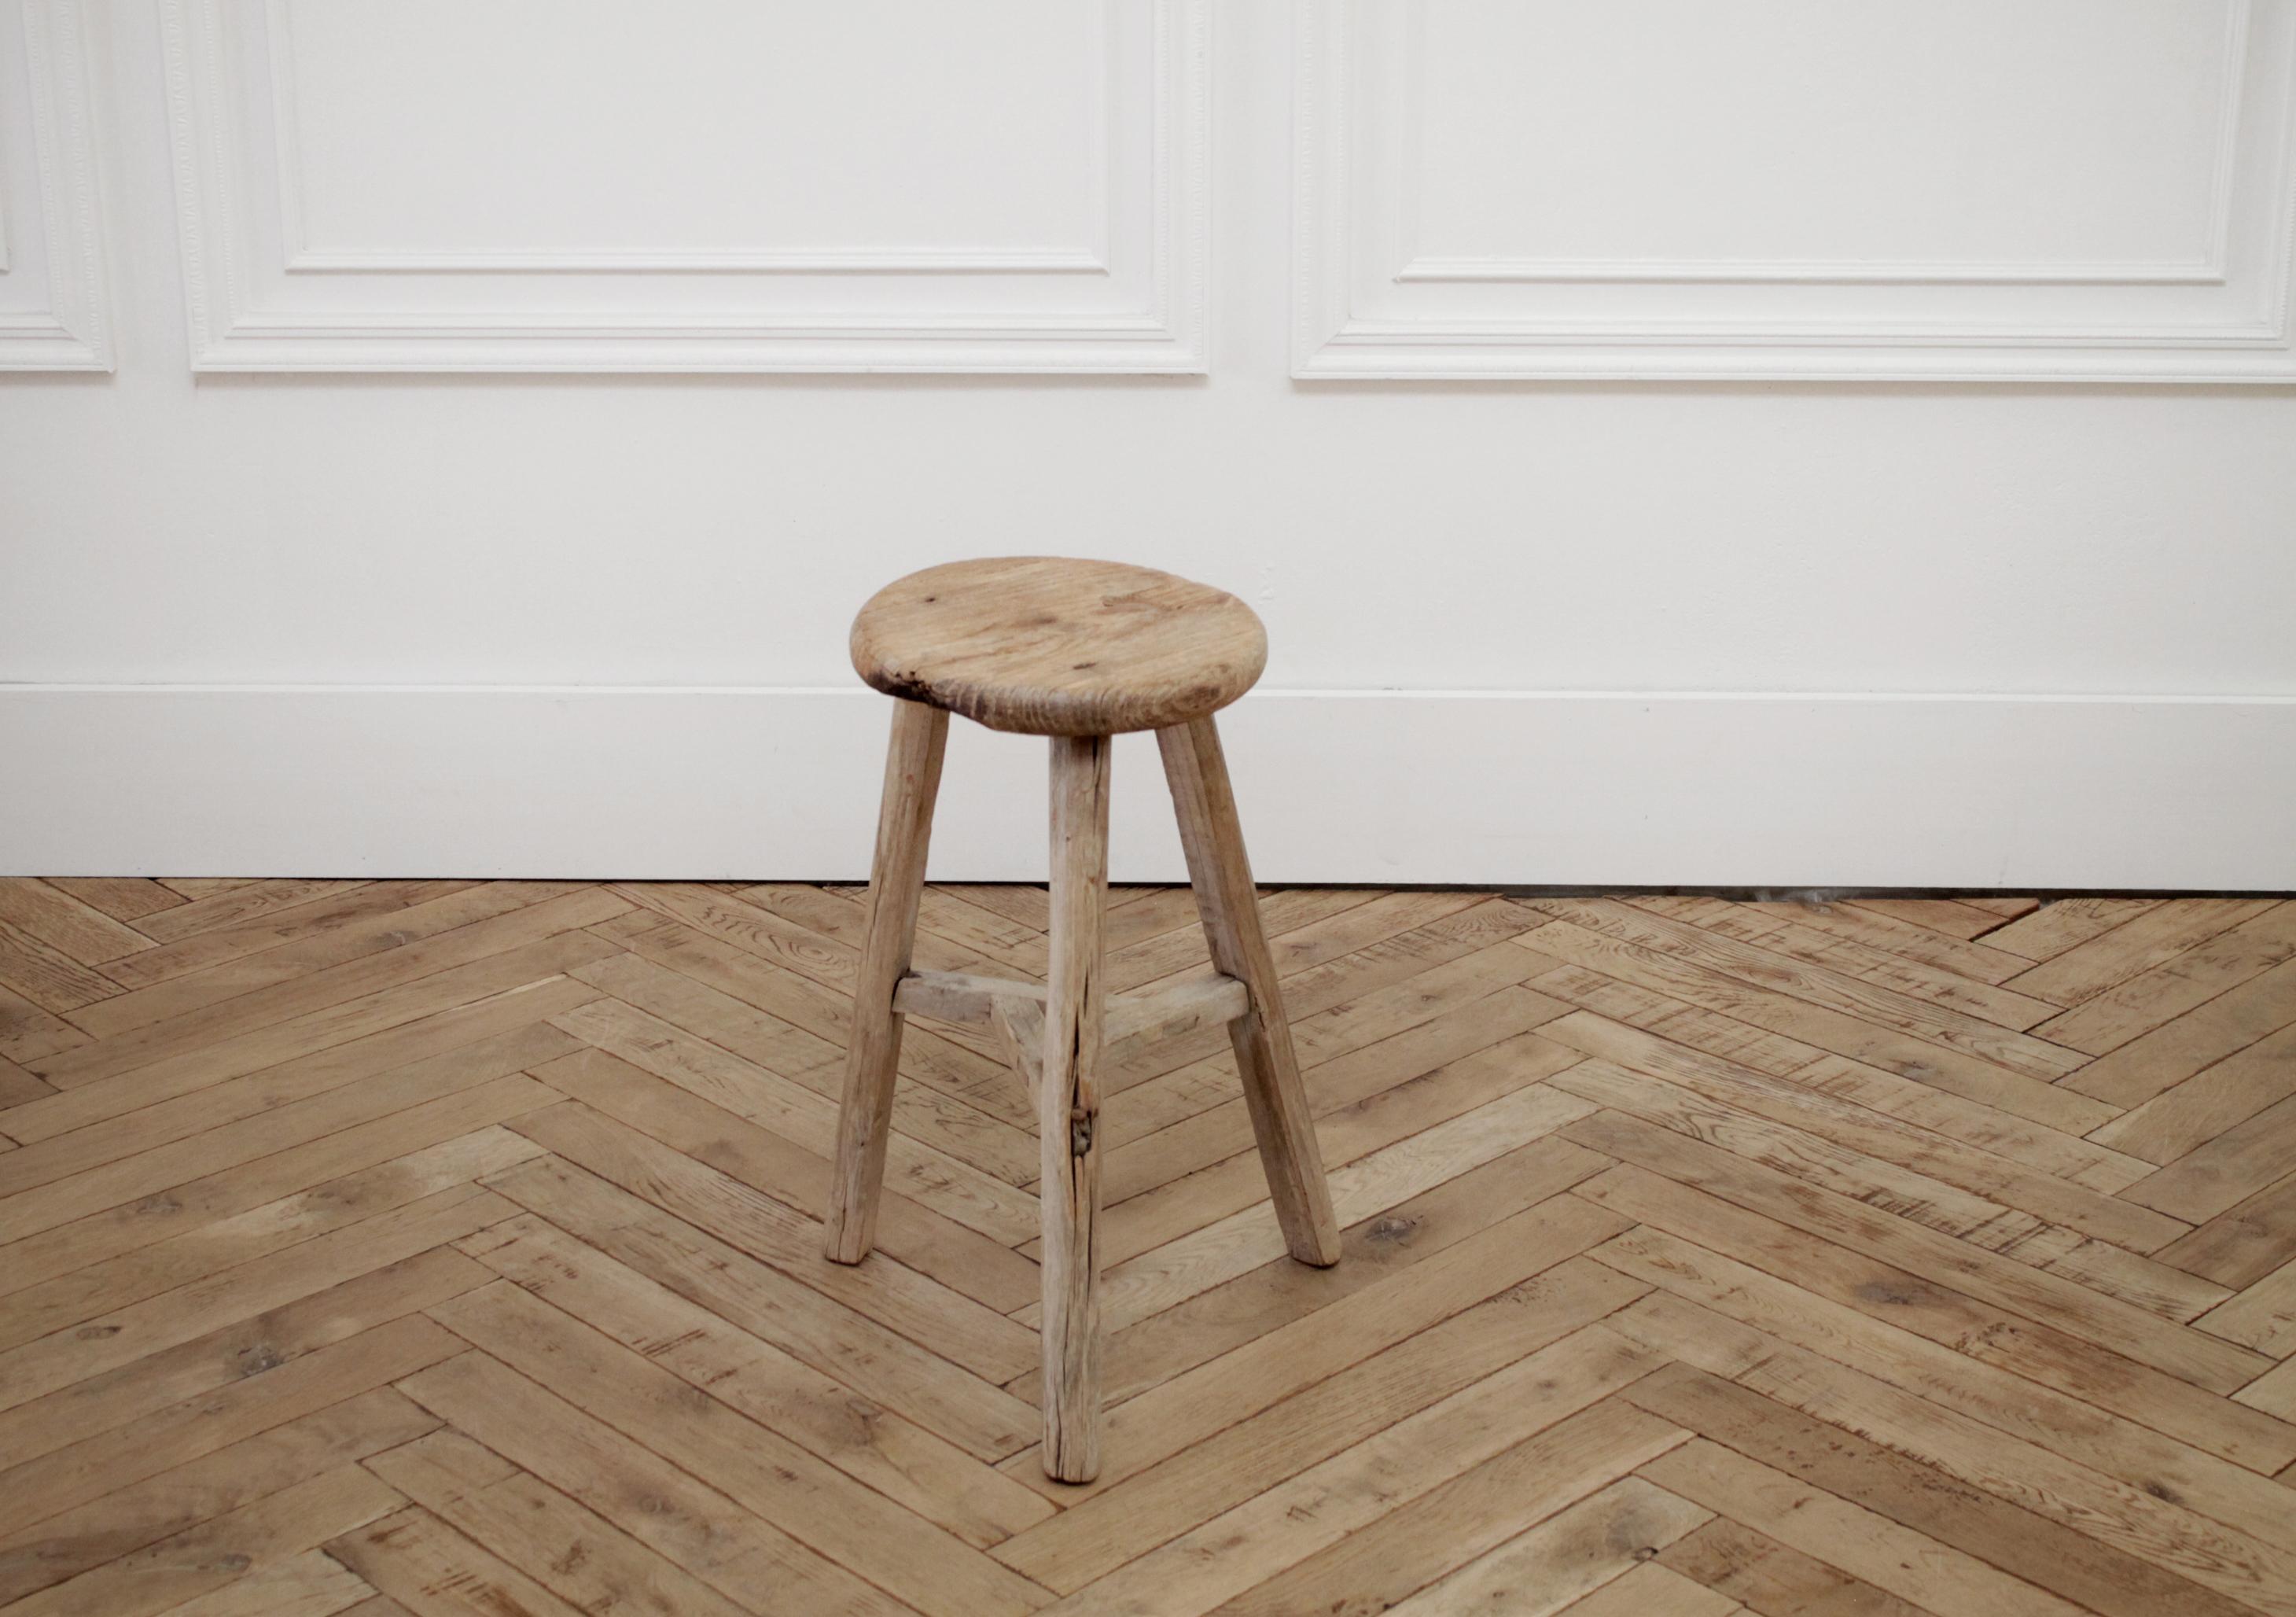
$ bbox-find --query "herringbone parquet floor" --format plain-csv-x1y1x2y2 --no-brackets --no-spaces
2,877,2294,1615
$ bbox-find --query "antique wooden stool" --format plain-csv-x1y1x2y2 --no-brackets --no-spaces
822,556,1341,1483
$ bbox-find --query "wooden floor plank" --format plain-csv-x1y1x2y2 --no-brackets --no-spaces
459,1210,1055,1549
1967,897,2043,919
10,877,2296,1617
2090,1022,2296,1166
1735,1344,2296,1617
991,1256,1647,1591
1554,1560,1746,1617
0,1071,561,1306
1638,893,2059,1027
1013,1161,1621,1470
0,978,89,1066
325,1502,587,1617
0,877,160,967
506,1099,1037,1382
2160,1168,2296,1289
41,877,184,924
362,1429,755,1617
600,904,1021,1102
529,1037,1039,1302
154,1548,378,1617
2034,902,2296,1056
1526,960,2150,1190
1589,1221,2296,1544
1743,895,2036,984
425,1280,1051,1617
1558,1058,2219,1324
0,918,129,1013
154,878,263,897
1385,1475,1712,1616
0,981,593,1194
2066,954,2296,1110
1636,1362,2269,1617
1210,1395,1692,1617
28,887,627,1088
396,1349,909,1616
1544,1011,2183,1254
1098,898,1555,1104
1979,897,2163,961
65,882,590,1044
7,1462,403,1617
1659,1516,1933,1617
1034,1324,1666,1617
0,1053,55,1114
1518,919,2112,1134
1566,1111,2276,1401
98,881,480,995
1087,1025,1580,1268
0,1188,510,1415
2124,1093,2296,1225
1569,1138,2292,1468
0,1383,432,1604
129,879,376,947
0,1248,486,1474
557,967,1037,1190
1039,1079,1595,1334
1525,898,2084,1080
0,1126,539,1352
0,1030,569,1246
480,1147,1039,1460
1842,896,2026,943
2004,898,2281,1006
1639,1429,2100,1617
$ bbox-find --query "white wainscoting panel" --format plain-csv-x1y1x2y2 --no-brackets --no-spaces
1295,0,2296,380
0,0,111,369
6,687,2291,890
162,0,1209,370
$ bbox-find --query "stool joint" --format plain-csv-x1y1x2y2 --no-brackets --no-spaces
893,967,1251,1064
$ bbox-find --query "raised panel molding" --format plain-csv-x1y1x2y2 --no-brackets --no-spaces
161,0,1208,372
0,0,112,370
1294,0,2296,381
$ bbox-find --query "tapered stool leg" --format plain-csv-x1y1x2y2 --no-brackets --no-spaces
1158,715,1341,1267
824,698,950,1264
1040,733,1112,1482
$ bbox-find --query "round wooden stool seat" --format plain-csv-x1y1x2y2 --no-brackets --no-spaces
849,556,1267,736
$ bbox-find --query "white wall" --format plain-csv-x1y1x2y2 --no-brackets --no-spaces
3,0,2294,887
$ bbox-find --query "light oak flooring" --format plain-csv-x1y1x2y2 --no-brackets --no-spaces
2,877,2294,1615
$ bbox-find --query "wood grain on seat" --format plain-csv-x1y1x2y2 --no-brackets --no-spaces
849,557,1267,736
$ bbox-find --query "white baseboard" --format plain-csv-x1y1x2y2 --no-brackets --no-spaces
2,686,2290,889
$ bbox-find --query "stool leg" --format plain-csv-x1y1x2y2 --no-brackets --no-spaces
824,698,949,1265
1157,716,1342,1268
1041,732,1111,1483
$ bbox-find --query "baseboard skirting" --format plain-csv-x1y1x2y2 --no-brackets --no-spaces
2,685,2290,888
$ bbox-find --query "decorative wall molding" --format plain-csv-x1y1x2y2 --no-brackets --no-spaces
162,0,1209,372
0,0,112,370
278,247,1115,276
1294,0,2296,381
258,0,1121,279
1389,256,2235,288
4,686,2292,889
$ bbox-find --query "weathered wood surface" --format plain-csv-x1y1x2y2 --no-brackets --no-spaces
2,874,2293,1614
848,556,1267,736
